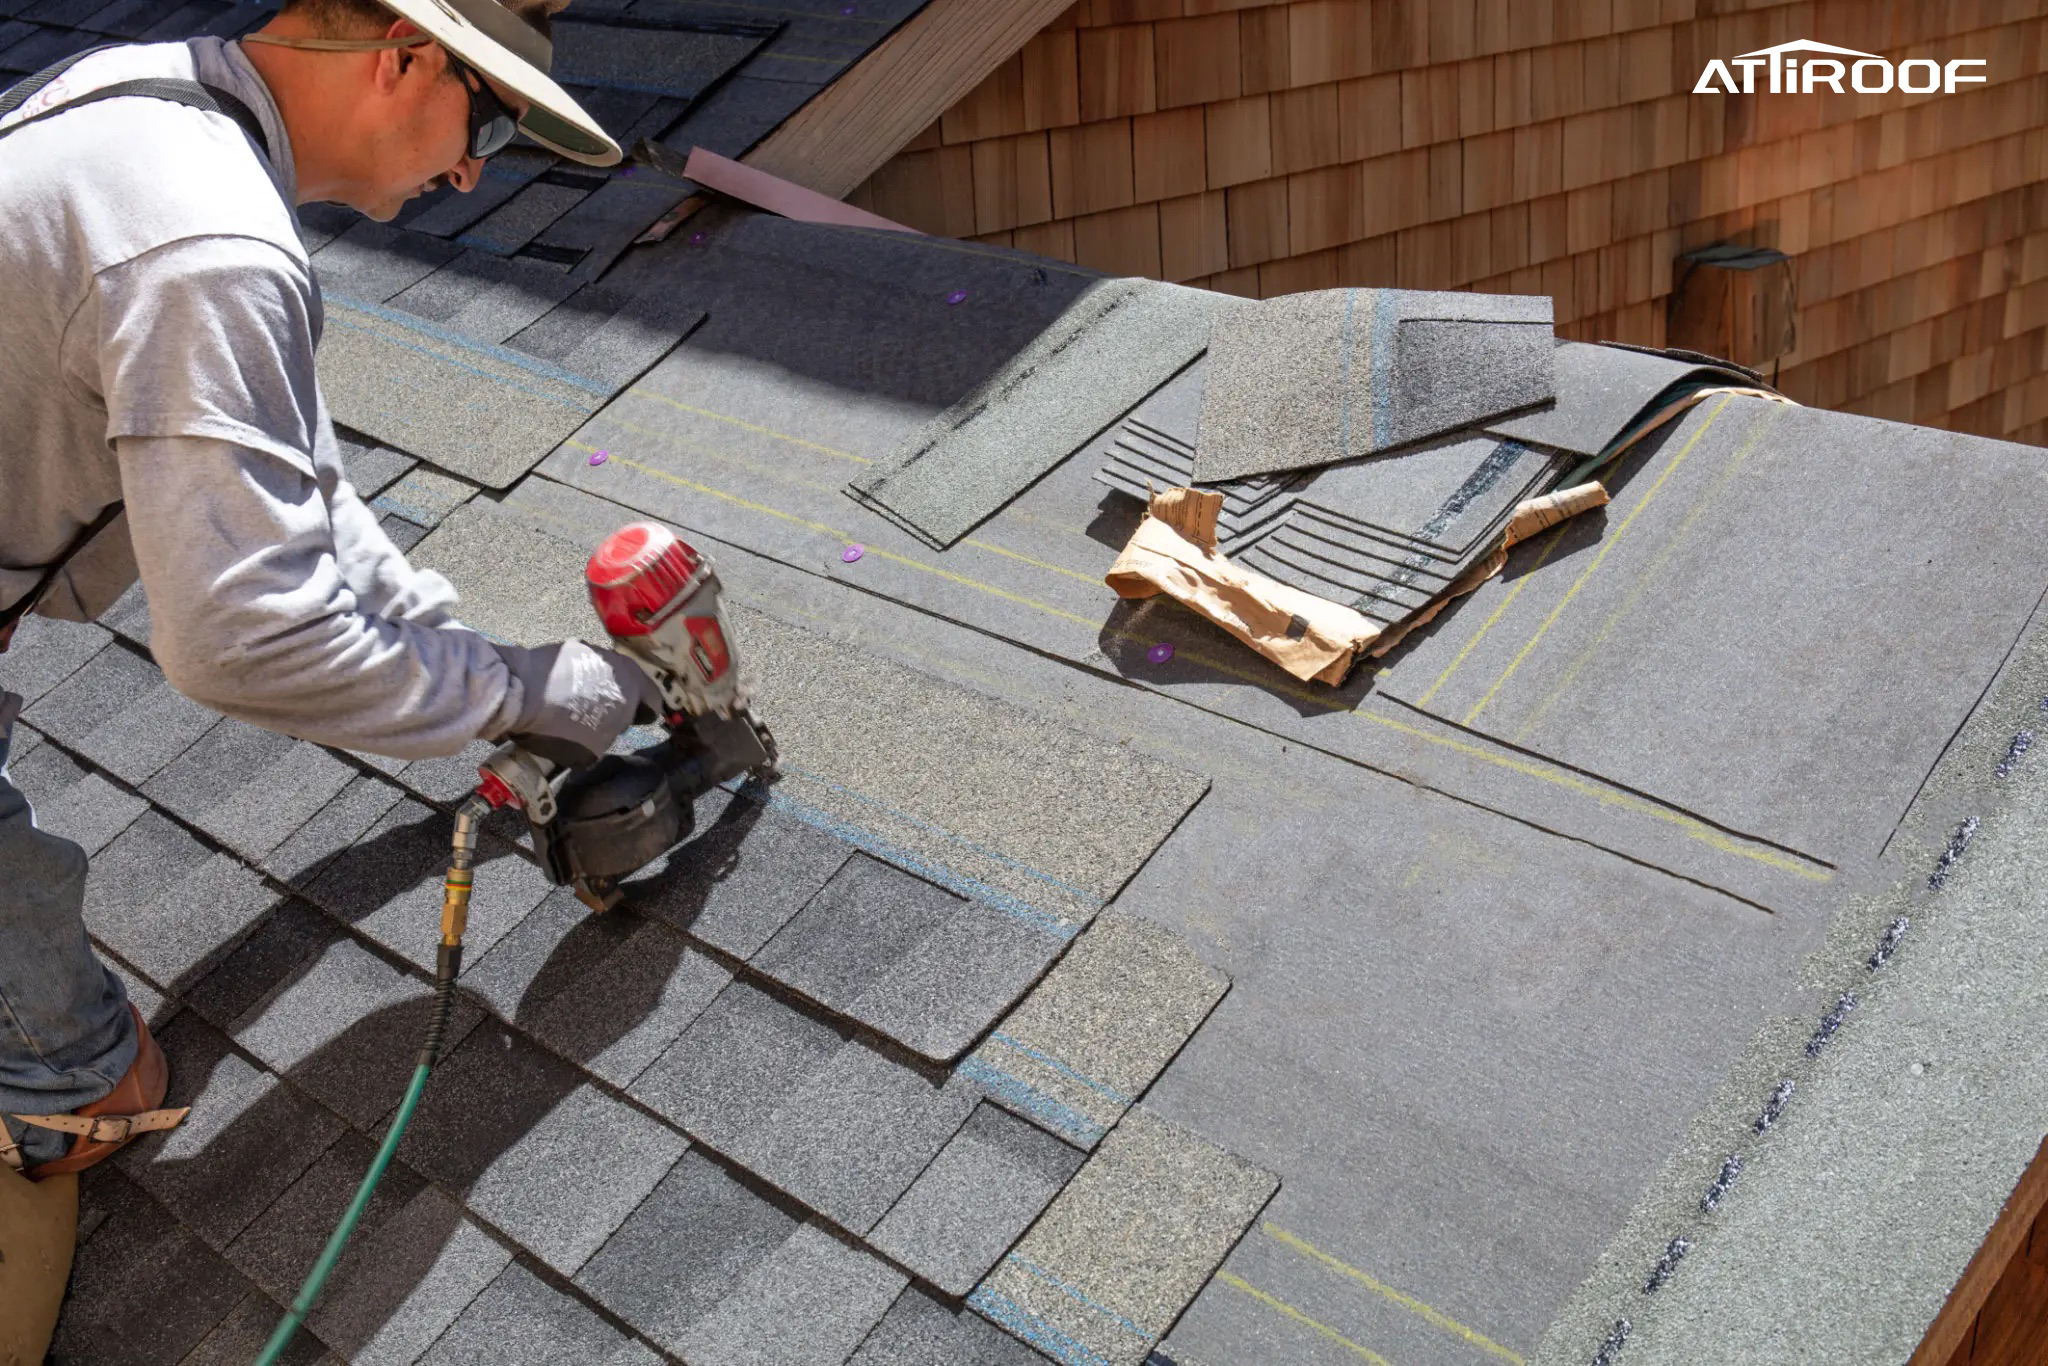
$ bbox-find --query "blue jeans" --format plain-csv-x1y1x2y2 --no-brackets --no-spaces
0,716,136,1166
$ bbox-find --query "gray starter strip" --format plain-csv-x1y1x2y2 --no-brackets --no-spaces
969,1106,1277,1366
849,280,1229,550
958,914,1228,1149
317,292,607,489
410,497,1210,927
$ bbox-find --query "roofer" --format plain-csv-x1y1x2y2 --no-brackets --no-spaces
0,0,654,1180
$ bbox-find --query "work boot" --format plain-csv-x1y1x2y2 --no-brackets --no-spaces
0,1004,188,1181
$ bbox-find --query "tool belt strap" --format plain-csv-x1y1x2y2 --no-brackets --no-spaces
8,1106,190,1144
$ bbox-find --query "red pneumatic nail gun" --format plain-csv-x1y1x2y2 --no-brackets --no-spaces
472,523,780,912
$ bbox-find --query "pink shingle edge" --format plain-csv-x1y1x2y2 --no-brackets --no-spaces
684,147,922,236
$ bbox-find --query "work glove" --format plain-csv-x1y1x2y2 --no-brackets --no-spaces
499,639,661,770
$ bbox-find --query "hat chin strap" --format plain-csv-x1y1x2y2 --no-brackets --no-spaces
242,33,437,51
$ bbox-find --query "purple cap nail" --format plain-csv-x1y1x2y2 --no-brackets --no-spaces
841,544,865,563
588,450,609,466
945,288,969,305
1147,642,1175,664
840,2,856,12
619,165,635,177
690,231,709,245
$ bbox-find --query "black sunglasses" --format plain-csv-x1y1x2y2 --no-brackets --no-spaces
444,51,519,161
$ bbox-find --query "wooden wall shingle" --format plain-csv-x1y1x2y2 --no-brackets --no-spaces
863,0,2048,443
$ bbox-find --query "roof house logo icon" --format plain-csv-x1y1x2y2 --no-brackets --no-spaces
1694,39,1987,95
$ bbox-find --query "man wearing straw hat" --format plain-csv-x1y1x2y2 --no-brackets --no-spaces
0,0,655,1183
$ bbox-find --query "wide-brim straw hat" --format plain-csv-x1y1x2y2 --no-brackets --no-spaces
247,0,619,166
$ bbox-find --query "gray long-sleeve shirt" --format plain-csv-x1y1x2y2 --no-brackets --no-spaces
0,38,550,758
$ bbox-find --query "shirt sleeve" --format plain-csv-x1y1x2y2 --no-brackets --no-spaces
93,237,535,758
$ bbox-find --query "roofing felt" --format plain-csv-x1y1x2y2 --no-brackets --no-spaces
11,10,2048,1363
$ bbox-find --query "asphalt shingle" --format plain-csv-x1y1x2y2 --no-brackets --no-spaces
21,638,159,750
222,1130,429,1310
870,1102,1085,1296
393,1020,585,1195
69,669,220,786
0,611,109,705
145,718,358,861
960,915,1229,1149
262,773,407,889
307,1186,513,1366
620,787,852,958
628,980,842,1152
845,898,1069,1064
227,935,485,1129
675,1220,907,1366
118,1013,346,1251
420,1259,662,1366
751,852,963,1013
13,740,148,854
850,1288,1052,1366
969,1107,1278,1366
523,918,732,1088
51,1167,252,1366
574,1150,799,1357
88,843,285,991
463,1081,688,1275
728,1036,978,1235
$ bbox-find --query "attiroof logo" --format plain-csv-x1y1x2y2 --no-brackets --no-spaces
1694,39,1986,95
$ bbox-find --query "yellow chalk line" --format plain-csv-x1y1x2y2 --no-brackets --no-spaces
564,416,1828,882
1264,1224,1524,1364
1216,1272,1394,1366
1511,403,1782,745
1413,523,1571,708
1463,396,1735,726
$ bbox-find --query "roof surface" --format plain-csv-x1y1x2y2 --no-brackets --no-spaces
8,5,2048,1366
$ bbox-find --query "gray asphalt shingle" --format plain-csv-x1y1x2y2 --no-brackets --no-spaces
870,1102,1085,1296
420,1260,661,1366
227,935,484,1129
674,1220,907,1366
628,980,842,1152
574,1150,800,1357
462,1082,687,1275
307,1186,513,1366
118,1014,346,1251
728,1036,979,1235
960,915,1229,1149
970,1107,1278,1366
0,610,110,705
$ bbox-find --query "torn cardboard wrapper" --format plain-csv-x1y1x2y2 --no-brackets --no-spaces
1107,483,1612,682
1106,488,1382,686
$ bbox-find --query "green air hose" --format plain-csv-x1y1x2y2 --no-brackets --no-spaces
256,794,490,1366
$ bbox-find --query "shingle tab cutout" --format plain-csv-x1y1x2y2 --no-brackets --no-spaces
969,1107,1277,1366
870,1101,1085,1295
960,915,1228,1149
849,280,1229,549
550,20,768,99
1193,289,1555,484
